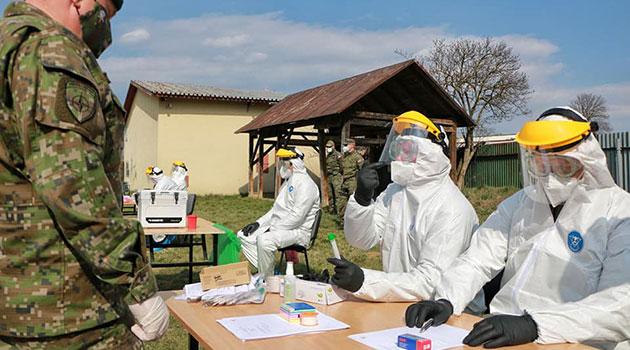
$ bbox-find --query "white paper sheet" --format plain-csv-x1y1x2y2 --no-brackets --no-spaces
349,324,469,350
217,313,350,341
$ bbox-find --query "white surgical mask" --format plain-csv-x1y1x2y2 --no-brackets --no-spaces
391,161,415,186
541,174,579,207
342,146,350,153
326,147,333,155
279,164,292,179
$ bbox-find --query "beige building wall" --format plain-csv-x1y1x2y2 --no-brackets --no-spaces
124,92,159,191
125,93,325,196
156,99,268,195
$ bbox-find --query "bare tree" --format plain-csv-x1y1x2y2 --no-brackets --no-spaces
569,93,612,131
397,38,531,188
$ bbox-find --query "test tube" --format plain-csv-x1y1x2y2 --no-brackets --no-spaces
328,233,341,259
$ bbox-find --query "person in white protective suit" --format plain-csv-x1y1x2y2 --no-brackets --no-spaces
328,111,483,310
238,147,320,277
406,107,630,349
146,166,177,190
171,161,188,191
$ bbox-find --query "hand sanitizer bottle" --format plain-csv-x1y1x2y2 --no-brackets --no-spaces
283,262,297,303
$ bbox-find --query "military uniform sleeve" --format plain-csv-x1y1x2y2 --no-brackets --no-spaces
10,36,157,306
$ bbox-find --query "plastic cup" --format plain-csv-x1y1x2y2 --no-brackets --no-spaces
187,214,197,229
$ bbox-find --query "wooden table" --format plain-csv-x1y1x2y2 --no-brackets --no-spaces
167,294,593,350
142,218,225,283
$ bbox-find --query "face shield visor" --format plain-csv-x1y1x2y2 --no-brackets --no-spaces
516,117,593,206
379,120,431,164
520,146,585,206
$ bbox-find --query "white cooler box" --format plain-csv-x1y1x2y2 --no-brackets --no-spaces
137,190,187,228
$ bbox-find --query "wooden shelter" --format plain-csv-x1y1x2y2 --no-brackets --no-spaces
236,60,474,205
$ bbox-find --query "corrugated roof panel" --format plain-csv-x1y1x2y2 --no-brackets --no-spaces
132,81,285,103
236,60,473,133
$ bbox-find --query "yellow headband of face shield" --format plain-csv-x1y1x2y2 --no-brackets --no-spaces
276,148,298,159
515,120,591,152
393,111,443,142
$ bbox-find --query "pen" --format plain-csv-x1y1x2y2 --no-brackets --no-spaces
419,318,433,333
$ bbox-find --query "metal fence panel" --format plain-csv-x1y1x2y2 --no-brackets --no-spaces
464,132,630,191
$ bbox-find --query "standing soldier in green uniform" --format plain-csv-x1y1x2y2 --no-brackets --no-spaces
339,139,364,219
325,140,343,214
0,0,169,348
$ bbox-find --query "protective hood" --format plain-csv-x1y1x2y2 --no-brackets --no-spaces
289,158,306,174
562,134,615,189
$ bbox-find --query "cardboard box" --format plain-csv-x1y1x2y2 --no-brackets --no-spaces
397,334,431,350
200,261,251,290
294,279,346,305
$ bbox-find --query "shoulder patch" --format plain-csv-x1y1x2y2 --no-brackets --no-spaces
65,80,97,123
567,231,584,253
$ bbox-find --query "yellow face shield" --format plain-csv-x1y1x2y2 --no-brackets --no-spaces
515,120,591,152
379,111,445,163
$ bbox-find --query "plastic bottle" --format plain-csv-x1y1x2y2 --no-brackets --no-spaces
283,262,297,303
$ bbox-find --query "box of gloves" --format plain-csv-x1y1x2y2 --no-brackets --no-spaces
294,279,346,305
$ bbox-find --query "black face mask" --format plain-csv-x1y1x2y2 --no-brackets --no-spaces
79,3,112,57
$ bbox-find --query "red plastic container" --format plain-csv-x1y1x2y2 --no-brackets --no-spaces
187,214,197,229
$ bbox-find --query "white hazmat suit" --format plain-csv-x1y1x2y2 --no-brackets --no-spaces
434,134,630,349
344,138,483,308
171,165,188,191
239,157,320,277
149,170,178,191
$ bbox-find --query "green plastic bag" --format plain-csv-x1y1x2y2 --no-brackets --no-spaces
213,223,242,265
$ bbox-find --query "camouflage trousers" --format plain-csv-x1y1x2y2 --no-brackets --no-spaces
327,174,343,214
0,322,142,350
338,178,357,220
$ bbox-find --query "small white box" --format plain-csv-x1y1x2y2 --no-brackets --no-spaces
137,190,187,228
295,279,346,305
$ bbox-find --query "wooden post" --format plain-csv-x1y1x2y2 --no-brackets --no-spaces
248,133,254,197
274,131,282,198
340,119,351,157
318,129,330,207
257,134,264,199
448,130,457,180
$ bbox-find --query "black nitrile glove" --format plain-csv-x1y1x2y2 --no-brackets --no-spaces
326,257,364,292
301,269,331,283
355,162,387,206
240,222,260,237
405,299,453,328
463,314,538,348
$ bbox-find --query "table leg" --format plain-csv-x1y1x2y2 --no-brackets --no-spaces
188,333,199,350
212,234,219,266
188,234,194,283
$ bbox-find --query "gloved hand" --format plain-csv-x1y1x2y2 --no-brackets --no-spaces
326,257,364,292
354,162,387,206
301,269,330,283
405,299,453,328
240,222,260,237
128,295,170,341
463,314,538,348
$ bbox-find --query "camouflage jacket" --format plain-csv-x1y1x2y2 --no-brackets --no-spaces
325,150,342,177
0,2,157,338
342,151,364,181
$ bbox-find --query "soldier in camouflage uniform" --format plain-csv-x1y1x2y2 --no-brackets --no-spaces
325,140,343,214
0,0,168,348
338,139,364,219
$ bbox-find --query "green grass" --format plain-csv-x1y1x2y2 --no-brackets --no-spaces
146,187,517,350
